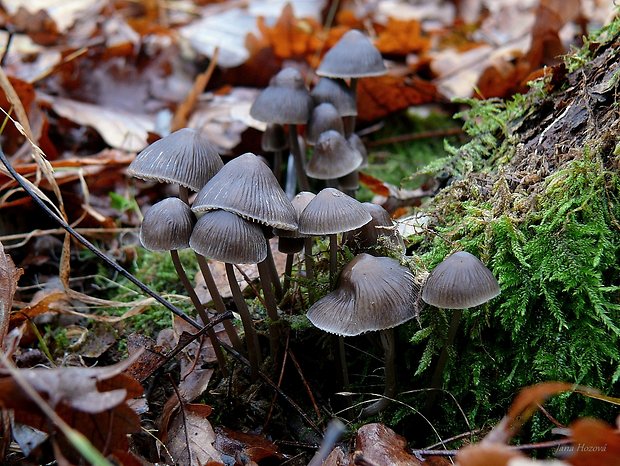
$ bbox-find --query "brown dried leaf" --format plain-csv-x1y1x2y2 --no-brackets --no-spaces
456,443,525,466
165,403,222,466
355,423,423,466
375,18,430,56
566,418,620,466
356,75,436,122
215,427,282,464
0,241,22,348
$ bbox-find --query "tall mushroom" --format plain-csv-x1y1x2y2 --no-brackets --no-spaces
307,253,420,416
189,209,268,378
192,153,298,357
298,188,371,288
250,67,313,192
140,197,227,373
305,130,363,187
421,251,500,409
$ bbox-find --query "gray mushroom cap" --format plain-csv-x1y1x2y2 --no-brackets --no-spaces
311,77,357,117
343,202,404,251
317,30,387,79
306,130,363,180
421,251,500,309
250,67,313,125
192,152,298,231
298,187,371,235
189,210,268,264
306,103,345,145
274,191,316,239
307,253,420,336
127,128,223,192
140,197,194,251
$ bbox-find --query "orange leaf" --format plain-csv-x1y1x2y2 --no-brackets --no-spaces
566,418,620,466
356,74,436,121
456,443,524,466
376,19,430,56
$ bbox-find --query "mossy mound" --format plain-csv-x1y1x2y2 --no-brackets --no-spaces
403,19,620,439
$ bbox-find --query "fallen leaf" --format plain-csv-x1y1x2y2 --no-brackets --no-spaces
456,443,525,466
354,423,423,466
164,403,222,466
2,0,106,34
565,418,620,466
215,427,282,464
375,18,430,56
40,94,156,152
356,74,436,122
0,241,23,348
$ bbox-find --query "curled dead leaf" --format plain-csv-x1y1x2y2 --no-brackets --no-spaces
0,241,23,349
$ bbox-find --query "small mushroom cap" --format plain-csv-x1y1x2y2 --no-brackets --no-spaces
250,68,312,125
298,188,372,235
306,103,345,145
348,133,368,168
421,251,500,309
261,124,288,152
306,130,363,180
310,77,357,117
140,198,194,251
317,30,387,79
192,153,298,231
127,128,223,192
307,253,420,336
343,202,404,251
189,210,267,264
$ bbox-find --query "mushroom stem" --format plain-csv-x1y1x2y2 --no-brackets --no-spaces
338,335,350,388
283,252,294,294
288,125,310,191
257,259,281,358
343,78,358,138
265,241,283,300
225,262,261,378
329,233,338,288
304,237,315,281
169,250,228,375
178,185,190,204
195,253,243,352
426,309,462,411
273,149,283,184
361,328,396,417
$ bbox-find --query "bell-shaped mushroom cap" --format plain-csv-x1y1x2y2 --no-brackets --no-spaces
192,152,298,231
317,30,387,79
189,210,267,264
298,187,372,235
306,103,345,145
307,253,420,336
306,130,363,180
421,251,500,309
140,197,194,251
343,203,404,251
127,128,223,192
250,68,313,125
261,124,288,152
310,77,357,117
348,133,368,168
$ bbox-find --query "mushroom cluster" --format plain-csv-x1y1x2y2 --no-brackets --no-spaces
251,29,386,196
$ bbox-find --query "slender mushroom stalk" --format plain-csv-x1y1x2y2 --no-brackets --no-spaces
421,251,500,411
189,209,270,379
307,254,420,416
361,328,396,417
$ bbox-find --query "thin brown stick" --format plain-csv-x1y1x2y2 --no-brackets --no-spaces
366,127,464,147
288,348,322,420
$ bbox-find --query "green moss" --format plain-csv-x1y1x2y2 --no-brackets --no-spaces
397,19,620,443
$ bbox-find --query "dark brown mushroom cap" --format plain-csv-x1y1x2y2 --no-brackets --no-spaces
306,130,363,180
343,203,404,251
317,30,387,79
421,251,500,309
250,68,312,125
310,77,357,117
127,128,223,192
140,197,194,251
306,103,345,145
261,124,288,152
307,253,420,336
191,152,298,231
298,188,372,235
189,210,267,264
274,191,316,239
